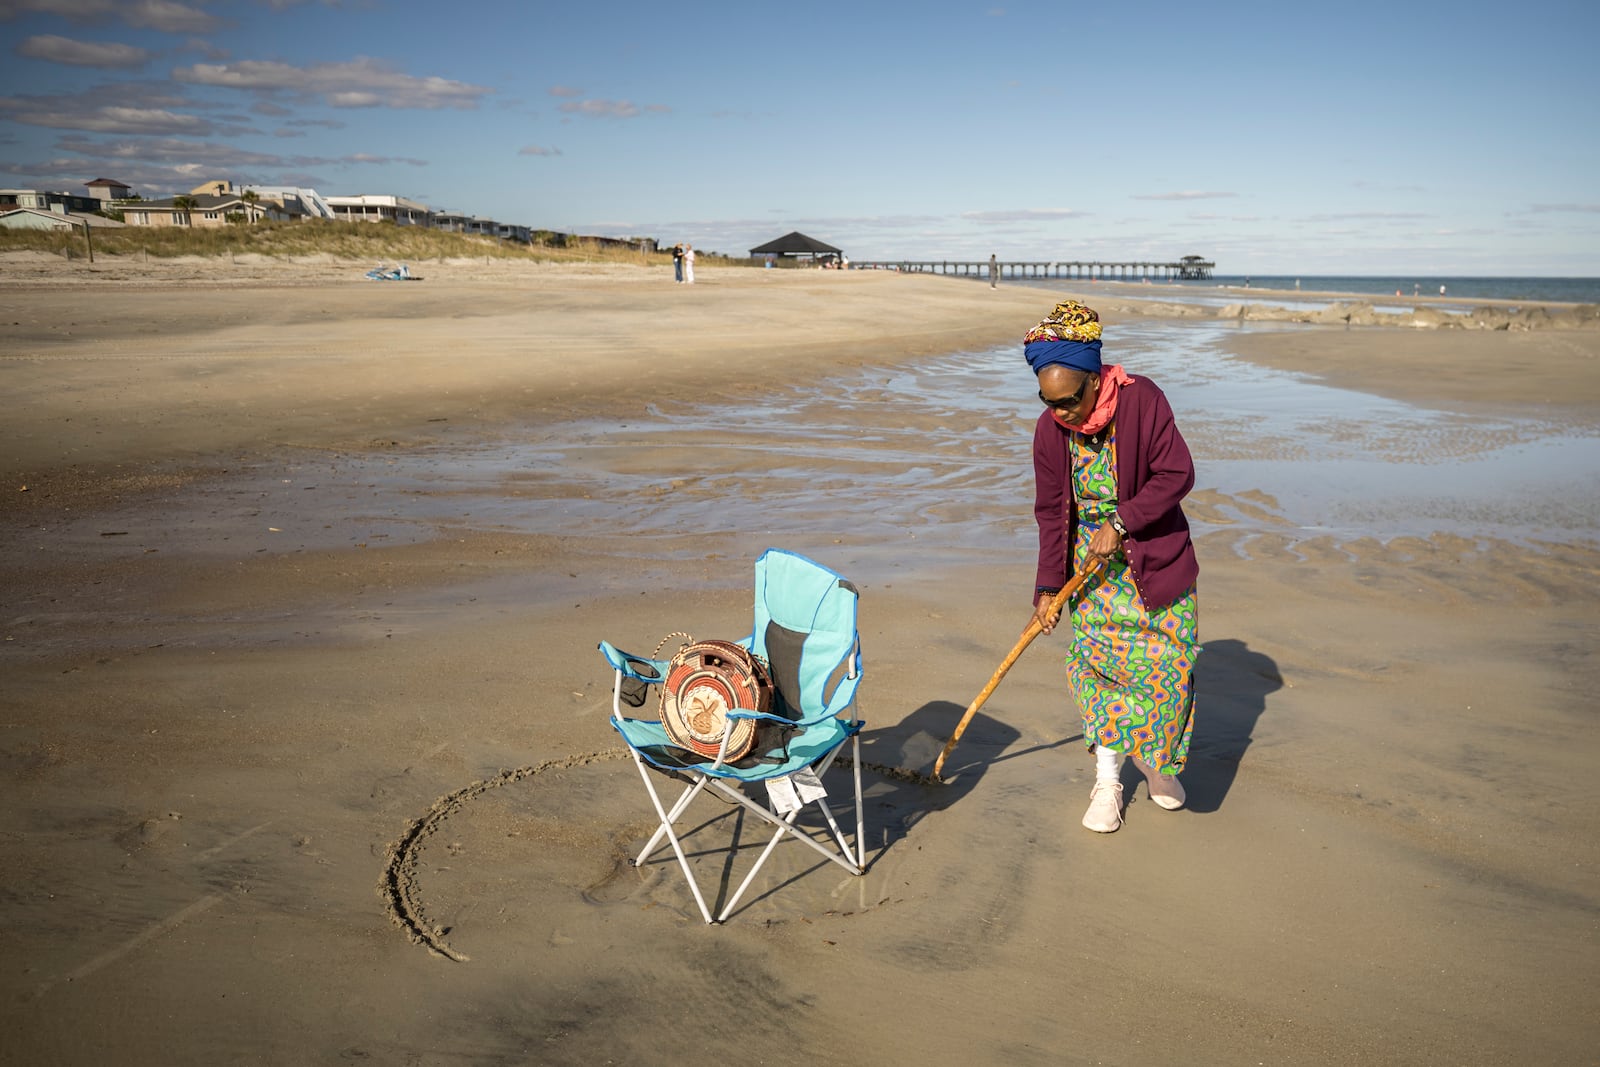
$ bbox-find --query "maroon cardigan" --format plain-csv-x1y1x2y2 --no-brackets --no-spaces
1032,375,1199,612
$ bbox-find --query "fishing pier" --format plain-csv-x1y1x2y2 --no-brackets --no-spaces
851,254,1214,281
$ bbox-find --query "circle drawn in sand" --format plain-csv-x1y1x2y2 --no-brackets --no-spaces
381,750,938,959
379,749,629,961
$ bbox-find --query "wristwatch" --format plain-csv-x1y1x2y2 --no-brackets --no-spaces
1110,512,1128,538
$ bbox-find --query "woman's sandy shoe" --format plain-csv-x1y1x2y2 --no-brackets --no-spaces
1082,780,1124,833
1136,759,1187,811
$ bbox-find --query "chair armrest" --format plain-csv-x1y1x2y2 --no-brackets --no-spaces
725,708,797,723
597,640,669,684
819,669,862,719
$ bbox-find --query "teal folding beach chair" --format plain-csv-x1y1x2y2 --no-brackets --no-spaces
598,548,865,923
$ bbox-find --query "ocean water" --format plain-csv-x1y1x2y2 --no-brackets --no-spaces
1163,276,1597,305
917,266,1598,306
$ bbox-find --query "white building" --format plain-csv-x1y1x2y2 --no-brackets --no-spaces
325,194,431,226
430,211,472,233
246,186,337,221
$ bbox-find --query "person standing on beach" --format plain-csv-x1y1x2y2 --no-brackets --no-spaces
1024,301,1200,833
990,253,999,289
683,243,696,284
672,243,684,283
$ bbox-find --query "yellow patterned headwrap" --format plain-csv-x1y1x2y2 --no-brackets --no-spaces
1023,301,1103,344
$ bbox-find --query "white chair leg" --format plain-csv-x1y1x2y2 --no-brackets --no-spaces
629,754,714,923
636,774,709,866
852,732,866,868
619,734,867,923
813,796,853,858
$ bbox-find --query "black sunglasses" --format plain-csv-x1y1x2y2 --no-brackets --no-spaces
1038,379,1091,410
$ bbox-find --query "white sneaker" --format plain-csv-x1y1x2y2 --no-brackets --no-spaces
1136,759,1186,810
1082,780,1123,833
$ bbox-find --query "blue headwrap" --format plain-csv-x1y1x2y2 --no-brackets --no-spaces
1022,300,1104,374
1024,339,1102,374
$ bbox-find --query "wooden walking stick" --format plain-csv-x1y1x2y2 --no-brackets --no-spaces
931,556,1106,781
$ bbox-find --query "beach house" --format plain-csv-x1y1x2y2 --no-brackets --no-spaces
122,193,289,228
325,194,431,226
243,187,337,221
0,187,105,214
0,205,126,232
84,178,131,207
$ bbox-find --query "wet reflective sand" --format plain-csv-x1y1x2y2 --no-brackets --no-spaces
89,318,1598,582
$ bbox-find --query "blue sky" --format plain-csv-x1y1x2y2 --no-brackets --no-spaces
2,0,1596,274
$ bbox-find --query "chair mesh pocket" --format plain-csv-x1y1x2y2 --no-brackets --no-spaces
620,675,650,708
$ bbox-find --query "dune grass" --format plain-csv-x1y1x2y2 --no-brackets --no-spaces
0,219,749,268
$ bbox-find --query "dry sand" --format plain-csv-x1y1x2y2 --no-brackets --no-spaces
2,258,1597,1066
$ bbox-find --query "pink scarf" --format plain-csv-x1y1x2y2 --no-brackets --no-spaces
1051,364,1133,435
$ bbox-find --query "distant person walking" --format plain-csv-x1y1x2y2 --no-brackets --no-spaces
683,244,696,285
672,243,684,283
990,253,999,289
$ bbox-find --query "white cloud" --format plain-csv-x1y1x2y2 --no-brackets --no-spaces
56,134,293,166
125,0,217,32
50,134,428,171
1302,211,1430,221
962,208,1089,223
3,139,438,200
16,34,152,68
557,98,668,119
324,92,382,108
173,57,492,110
0,156,194,197
518,144,562,156
0,96,210,134
337,153,428,166
1131,191,1239,201
548,85,583,98
1528,203,1600,214
0,0,220,33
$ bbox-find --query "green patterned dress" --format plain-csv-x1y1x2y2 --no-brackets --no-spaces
1065,425,1200,774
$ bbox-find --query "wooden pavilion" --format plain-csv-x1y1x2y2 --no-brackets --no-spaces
748,231,844,265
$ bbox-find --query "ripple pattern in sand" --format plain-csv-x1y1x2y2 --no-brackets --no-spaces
382,322,1600,558
105,321,1599,575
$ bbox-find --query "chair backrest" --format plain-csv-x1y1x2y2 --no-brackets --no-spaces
747,548,861,724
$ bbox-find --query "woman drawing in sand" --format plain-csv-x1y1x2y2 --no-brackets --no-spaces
1025,301,1200,833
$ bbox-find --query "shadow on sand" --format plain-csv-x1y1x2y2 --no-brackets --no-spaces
621,659,1283,916
1178,636,1283,814
845,636,1279,848
850,699,1048,854
612,703,992,915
